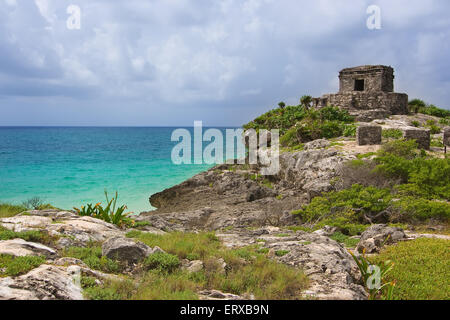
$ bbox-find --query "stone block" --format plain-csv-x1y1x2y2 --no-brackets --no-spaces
444,128,450,147
356,125,382,146
403,129,431,150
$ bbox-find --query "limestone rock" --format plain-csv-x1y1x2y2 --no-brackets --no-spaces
357,224,407,253
0,211,123,245
198,289,246,300
217,228,367,300
0,264,83,300
0,239,56,258
181,260,204,273
102,236,151,264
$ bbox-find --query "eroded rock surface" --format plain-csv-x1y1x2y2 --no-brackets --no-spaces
357,224,407,253
0,210,123,246
217,227,367,300
0,239,56,258
0,264,83,300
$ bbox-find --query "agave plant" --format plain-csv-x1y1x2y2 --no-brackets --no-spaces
349,248,395,300
74,190,133,228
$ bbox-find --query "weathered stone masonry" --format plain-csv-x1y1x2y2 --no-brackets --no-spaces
313,65,409,122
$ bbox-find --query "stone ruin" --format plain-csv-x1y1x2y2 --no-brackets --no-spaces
357,125,382,146
444,127,450,153
403,128,431,150
313,65,409,122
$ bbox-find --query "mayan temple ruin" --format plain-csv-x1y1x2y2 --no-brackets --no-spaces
313,65,409,121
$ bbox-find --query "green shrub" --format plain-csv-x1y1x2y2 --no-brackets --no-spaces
329,232,360,247
244,103,354,143
275,250,290,257
292,185,392,224
419,104,450,118
382,129,403,139
408,99,426,113
0,254,46,277
144,252,180,273
396,157,450,200
63,246,120,273
392,197,450,222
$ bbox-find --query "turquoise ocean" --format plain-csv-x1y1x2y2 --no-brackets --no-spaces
0,127,234,214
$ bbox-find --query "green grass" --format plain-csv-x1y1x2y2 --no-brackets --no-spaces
329,232,360,248
90,231,310,300
62,245,121,274
0,226,55,245
382,129,403,139
0,203,27,218
370,238,450,300
0,254,46,277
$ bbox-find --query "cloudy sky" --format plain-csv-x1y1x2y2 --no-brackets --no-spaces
0,0,449,126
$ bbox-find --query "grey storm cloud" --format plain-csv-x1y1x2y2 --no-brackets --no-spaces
0,0,449,126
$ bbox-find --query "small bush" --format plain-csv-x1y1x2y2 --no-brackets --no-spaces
63,246,120,273
0,254,46,277
144,252,180,273
382,129,403,139
329,232,360,248
292,184,392,224
21,197,44,210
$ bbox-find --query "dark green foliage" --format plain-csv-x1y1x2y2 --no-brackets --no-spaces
408,99,450,118
243,102,354,146
300,95,312,108
243,104,307,135
292,184,392,224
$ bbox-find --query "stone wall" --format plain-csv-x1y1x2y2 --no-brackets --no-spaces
444,128,450,147
317,92,408,122
339,65,394,93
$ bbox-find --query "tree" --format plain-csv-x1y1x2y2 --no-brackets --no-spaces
300,95,312,110
278,102,286,109
408,99,426,114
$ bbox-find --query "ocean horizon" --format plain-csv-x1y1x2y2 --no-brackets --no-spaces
0,126,238,214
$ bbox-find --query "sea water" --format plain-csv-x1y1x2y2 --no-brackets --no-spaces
0,127,233,214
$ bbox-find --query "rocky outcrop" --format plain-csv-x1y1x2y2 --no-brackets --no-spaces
0,210,122,246
357,224,407,253
217,227,367,300
278,145,356,196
